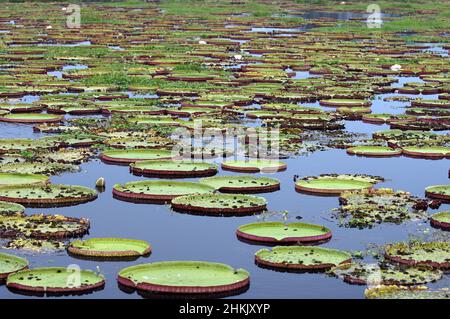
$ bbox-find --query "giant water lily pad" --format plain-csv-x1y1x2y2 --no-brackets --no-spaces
385,242,450,268
68,238,151,258
130,160,218,178
0,172,49,186
117,261,249,295
200,175,280,193
113,180,215,202
255,246,352,271
171,193,267,215
339,188,428,228
0,162,79,175
320,99,371,107
347,146,402,157
365,285,450,299
425,185,450,202
0,138,59,154
100,149,175,164
0,184,97,207
0,214,90,239
295,174,383,195
0,200,25,216
221,160,287,173
402,146,450,159
330,262,443,286
237,222,331,244
7,267,105,295
430,211,450,230
0,252,28,281
0,113,63,124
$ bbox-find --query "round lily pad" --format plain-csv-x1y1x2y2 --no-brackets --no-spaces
255,246,352,271
365,285,450,299
0,172,49,186
117,261,250,295
100,149,176,165
319,99,371,107
425,185,450,202
0,162,79,175
113,180,215,202
0,184,97,207
0,201,25,216
331,262,443,286
221,160,287,173
68,238,151,259
402,146,450,159
430,211,450,230
385,242,450,268
171,193,267,216
7,267,105,295
0,214,90,239
0,113,63,124
130,160,218,178
0,252,28,281
295,174,382,195
236,222,332,244
347,146,402,157
199,175,280,193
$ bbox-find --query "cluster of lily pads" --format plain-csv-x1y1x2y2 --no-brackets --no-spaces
0,0,448,299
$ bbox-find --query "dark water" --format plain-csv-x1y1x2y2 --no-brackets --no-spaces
0,92,448,298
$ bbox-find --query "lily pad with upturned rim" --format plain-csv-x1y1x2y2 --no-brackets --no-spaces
0,252,28,281
295,174,383,195
255,246,352,271
200,175,280,193
347,146,402,157
130,160,218,178
402,146,450,159
425,185,450,202
385,242,450,268
430,211,450,230
221,160,287,173
6,267,105,295
68,238,151,259
0,113,63,124
236,222,332,244
117,261,250,295
0,184,97,207
171,193,267,216
113,180,215,202
0,172,49,186
100,149,176,165
0,200,25,216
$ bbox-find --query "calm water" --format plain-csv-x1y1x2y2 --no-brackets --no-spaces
0,95,448,298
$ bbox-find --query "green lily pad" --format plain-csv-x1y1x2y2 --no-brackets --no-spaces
0,162,79,175
255,246,352,270
0,201,25,216
237,222,331,244
0,214,90,239
0,113,63,123
68,238,151,258
0,184,97,207
385,242,450,268
347,146,402,157
117,261,249,295
295,174,383,195
3,238,66,253
0,252,28,281
100,148,175,164
171,193,267,215
425,185,450,202
221,160,286,173
6,267,105,294
402,146,450,159
331,262,443,285
365,285,450,299
0,172,49,186
113,180,215,202
430,211,450,230
199,175,280,193
130,160,218,178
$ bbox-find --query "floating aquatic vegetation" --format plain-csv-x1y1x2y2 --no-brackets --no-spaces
3,238,66,253
385,241,450,268
0,161,79,176
200,175,280,193
0,252,28,282
365,285,450,299
338,188,429,228
430,211,450,230
68,238,151,259
130,160,218,178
